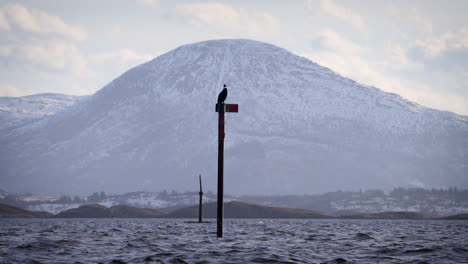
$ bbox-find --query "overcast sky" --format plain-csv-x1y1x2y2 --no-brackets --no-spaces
0,0,467,115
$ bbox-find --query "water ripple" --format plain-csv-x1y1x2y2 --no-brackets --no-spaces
0,219,466,263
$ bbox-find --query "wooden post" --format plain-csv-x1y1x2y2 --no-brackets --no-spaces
215,99,237,238
199,174,203,223
217,103,225,237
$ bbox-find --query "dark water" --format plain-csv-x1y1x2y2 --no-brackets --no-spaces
1,219,467,264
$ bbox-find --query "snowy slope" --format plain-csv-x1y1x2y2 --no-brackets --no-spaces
0,93,87,131
25,191,226,214
1,39,467,195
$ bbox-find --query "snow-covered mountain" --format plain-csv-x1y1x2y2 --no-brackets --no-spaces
0,93,87,131
1,39,467,195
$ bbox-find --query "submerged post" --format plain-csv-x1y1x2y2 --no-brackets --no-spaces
199,174,203,223
215,84,238,238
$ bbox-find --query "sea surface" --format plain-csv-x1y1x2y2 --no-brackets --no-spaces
1,219,467,264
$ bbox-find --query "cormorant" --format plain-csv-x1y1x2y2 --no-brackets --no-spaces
217,84,228,104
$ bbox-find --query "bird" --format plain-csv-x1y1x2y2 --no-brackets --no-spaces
217,84,228,104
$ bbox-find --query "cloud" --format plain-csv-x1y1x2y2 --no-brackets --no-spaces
174,2,280,36
91,48,153,66
0,3,87,74
111,25,121,35
0,83,23,97
136,0,158,7
383,43,423,71
0,45,11,56
415,28,468,58
304,29,468,115
1,37,88,74
85,48,156,93
1,3,86,41
306,30,385,86
311,29,364,54
0,9,10,30
69,83,92,96
305,50,468,115
388,5,433,36
309,0,365,31
0,3,91,96
18,39,87,73
0,3,162,98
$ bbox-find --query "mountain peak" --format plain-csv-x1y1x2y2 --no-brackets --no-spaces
176,38,287,53
1,39,467,195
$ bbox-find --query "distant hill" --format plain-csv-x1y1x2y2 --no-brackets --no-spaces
0,203,52,218
167,201,330,219
54,204,161,218
0,93,87,131
343,211,427,220
2,202,465,220
437,213,468,220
